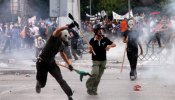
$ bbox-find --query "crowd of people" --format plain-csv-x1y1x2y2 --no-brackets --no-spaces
81,13,175,48
0,19,85,61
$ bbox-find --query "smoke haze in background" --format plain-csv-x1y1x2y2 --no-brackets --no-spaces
0,0,49,23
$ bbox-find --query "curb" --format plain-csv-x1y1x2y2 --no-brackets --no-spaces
0,70,36,75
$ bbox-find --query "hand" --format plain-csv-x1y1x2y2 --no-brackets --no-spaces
88,50,93,54
105,45,111,51
68,22,75,29
68,65,74,71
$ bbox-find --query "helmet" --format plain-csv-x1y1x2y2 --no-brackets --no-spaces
93,24,104,33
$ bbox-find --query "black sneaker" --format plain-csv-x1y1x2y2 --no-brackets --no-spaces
68,96,73,100
130,70,137,81
92,92,98,95
87,90,98,95
36,81,41,93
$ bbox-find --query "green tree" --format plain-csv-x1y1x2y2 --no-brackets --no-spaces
80,0,170,20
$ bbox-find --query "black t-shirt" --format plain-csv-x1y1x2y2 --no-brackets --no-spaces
67,29,80,40
39,27,47,39
123,30,140,50
90,37,113,61
39,35,64,63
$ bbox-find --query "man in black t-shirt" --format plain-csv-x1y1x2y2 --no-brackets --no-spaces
86,24,116,95
36,23,75,100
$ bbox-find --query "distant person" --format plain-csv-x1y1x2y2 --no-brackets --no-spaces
1,24,12,53
68,29,82,60
34,36,46,58
120,18,128,36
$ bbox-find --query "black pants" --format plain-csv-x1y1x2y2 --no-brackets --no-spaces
2,38,11,53
147,32,162,48
36,59,73,97
127,48,138,71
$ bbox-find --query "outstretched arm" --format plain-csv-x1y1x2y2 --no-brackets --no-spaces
52,22,76,37
106,43,116,51
138,41,143,55
52,26,68,37
60,51,71,65
60,51,74,71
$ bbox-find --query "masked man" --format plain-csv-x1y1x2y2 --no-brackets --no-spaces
35,23,75,100
123,19,143,81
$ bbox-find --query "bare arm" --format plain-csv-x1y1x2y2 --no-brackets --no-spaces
106,43,116,51
88,44,96,55
60,51,71,65
123,36,128,43
52,26,68,37
138,42,143,55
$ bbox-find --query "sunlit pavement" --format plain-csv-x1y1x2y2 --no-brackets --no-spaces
0,40,175,100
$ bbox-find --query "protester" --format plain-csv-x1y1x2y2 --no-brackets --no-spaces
68,28,82,60
35,23,76,100
123,19,143,80
86,24,116,95
34,36,46,58
1,24,12,53
120,18,128,36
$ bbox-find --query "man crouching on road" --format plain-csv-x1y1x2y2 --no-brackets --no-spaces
35,23,76,100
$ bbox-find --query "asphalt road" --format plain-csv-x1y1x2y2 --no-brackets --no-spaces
0,64,175,100
0,38,175,100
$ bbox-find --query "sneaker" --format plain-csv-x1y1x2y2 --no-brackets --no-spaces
92,92,98,95
36,81,41,93
87,90,98,95
68,96,73,100
130,70,137,81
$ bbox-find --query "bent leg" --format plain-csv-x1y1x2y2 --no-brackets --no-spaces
49,61,73,97
36,60,48,88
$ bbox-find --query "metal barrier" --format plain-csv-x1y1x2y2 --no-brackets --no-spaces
138,42,163,62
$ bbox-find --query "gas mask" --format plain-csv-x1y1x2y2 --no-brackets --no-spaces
61,30,71,46
128,19,134,29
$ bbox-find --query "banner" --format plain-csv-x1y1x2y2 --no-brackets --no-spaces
113,10,133,20
123,10,133,19
112,11,122,20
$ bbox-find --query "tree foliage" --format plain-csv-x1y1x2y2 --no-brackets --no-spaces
80,0,170,20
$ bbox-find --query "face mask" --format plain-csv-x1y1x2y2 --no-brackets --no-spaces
128,19,134,29
61,30,71,45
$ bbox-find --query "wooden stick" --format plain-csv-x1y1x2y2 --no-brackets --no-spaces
56,62,71,69
120,45,127,73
